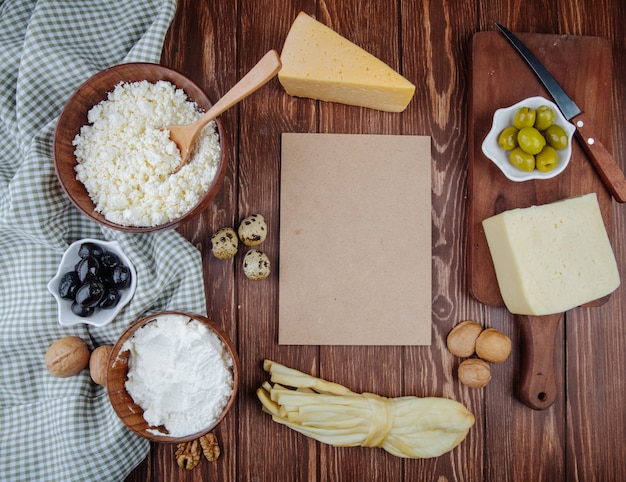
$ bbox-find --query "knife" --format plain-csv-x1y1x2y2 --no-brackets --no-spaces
496,24,626,203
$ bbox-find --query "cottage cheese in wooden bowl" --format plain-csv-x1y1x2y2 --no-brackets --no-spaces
54,63,228,232
107,311,239,442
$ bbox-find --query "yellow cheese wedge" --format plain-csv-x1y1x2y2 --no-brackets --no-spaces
279,12,415,112
482,193,620,316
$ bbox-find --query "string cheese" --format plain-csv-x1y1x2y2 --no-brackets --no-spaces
257,360,474,459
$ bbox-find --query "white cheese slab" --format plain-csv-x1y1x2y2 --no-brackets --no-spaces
482,193,620,315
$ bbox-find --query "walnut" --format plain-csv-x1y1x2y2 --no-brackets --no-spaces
457,358,491,389
45,336,90,378
175,439,201,470
446,320,483,358
475,328,512,364
200,432,221,462
89,345,113,387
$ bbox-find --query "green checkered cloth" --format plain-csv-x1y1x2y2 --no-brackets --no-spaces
0,1,209,480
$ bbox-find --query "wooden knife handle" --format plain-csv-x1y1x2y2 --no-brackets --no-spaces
571,112,626,203
516,313,562,410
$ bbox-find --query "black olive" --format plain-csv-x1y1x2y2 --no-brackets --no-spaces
111,265,132,289
58,271,81,299
71,301,95,317
100,268,112,286
76,256,101,283
75,281,106,307
100,250,120,269
65,241,134,318
99,288,120,309
78,242,104,259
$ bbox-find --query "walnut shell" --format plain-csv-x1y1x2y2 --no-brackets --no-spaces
446,320,483,358
475,328,512,364
45,336,90,378
457,358,491,388
89,345,113,386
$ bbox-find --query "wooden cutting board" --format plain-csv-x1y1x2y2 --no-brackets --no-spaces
467,31,614,409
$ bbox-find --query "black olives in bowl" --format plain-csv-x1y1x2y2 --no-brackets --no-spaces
47,238,137,327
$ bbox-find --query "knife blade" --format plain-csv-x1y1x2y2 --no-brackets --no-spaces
496,24,626,203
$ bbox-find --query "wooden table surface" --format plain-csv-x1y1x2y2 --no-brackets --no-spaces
127,1,626,480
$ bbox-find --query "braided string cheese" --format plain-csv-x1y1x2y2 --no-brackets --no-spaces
257,360,475,459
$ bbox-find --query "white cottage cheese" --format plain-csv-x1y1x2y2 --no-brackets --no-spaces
72,80,221,227
122,314,234,437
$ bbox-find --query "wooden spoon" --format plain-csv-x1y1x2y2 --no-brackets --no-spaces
167,50,282,172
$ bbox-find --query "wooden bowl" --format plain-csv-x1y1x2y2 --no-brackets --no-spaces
53,63,228,232
107,311,240,443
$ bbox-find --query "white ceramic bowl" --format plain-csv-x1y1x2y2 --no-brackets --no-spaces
481,96,576,182
47,238,137,327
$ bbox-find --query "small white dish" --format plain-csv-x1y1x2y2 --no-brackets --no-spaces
47,238,137,327
481,96,576,182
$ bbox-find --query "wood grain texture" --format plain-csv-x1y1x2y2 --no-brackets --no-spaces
468,32,614,306
124,0,626,480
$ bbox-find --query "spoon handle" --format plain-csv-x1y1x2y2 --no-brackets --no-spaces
192,50,282,131
170,50,281,172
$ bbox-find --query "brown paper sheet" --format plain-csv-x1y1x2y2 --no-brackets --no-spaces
279,133,432,345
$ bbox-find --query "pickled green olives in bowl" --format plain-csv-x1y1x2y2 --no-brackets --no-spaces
481,96,575,182
47,238,137,327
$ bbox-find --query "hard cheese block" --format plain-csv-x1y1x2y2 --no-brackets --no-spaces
482,193,620,316
278,12,415,112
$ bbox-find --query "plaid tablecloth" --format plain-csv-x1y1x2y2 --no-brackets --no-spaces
0,1,209,480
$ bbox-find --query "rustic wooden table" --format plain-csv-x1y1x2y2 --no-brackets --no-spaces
127,0,626,480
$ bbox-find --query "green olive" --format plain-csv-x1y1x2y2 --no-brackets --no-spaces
517,127,546,155
544,124,569,150
498,126,519,150
509,147,536,172
534,105,555,131
513,107,536,129
535,146,558,172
